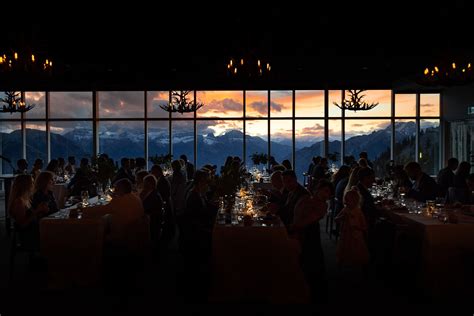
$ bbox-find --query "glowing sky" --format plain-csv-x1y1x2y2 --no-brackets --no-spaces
1,90,441,140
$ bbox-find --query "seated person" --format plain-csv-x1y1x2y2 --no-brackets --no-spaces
8,174,49,250
46,159,59,174
135,170,149,192
68,158,97,197
30,158,44,180
65,156,76,175
31,171,59,215
83,178,145,252
15,158,29,175
404,162,439,203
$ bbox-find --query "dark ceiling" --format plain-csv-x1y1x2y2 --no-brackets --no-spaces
1,2,473,90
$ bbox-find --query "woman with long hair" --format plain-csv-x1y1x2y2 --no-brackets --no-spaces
8,174,49,250
32,171,59,215
8,175,49,228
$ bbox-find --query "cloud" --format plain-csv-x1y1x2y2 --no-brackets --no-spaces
99,91,144,117
270,101,283,112
298,123,325,138
351,123,364,127
247,101,267,114
206,98,242,113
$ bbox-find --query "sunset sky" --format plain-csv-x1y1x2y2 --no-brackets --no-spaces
1,90,440,141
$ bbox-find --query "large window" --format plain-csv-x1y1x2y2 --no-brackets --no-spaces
0,90,442,181
99,121,145,163
50,121,93,160
0,122,21,173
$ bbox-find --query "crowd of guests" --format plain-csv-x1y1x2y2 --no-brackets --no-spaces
6,150,474,303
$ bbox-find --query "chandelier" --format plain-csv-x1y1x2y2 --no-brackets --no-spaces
0,91,35,114
333,90,379,112
0,50,53,74
420,60,473,86
227,56,271,77
159,90,204,114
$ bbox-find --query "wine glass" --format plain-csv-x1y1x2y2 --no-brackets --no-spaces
81,190,89,207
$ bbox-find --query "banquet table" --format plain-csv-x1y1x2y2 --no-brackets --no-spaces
379,205,474,297
40,196,108,288
209,217,310,303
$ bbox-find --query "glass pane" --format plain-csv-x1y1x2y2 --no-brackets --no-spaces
270,120,292,167
197,120,243,170
328,90,342,117
270,90,292,117
328,119,342,167
295,120,324,182
26,122,47,166
148,91,170,118
246,91,268,118
50,121,93,161
420,119,440,176
420,93,440,117
0,92,21,119
395,94,416,117
172,91,194,119
245,120,268,167
172,120,194,164
295,90,324,117
99,121,145,165
345,90,391,117
197,91,243,118
0,122,21,173
394,119,416,167
148,121,170,164
345,120,391,178
50,92,93,118
24,91,46,119
99,91,144,118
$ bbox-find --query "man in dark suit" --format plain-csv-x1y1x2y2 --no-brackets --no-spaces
180,154,195,181
437,157,459,198
404,162,439,203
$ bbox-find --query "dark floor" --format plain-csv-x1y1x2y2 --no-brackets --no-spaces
0,194,470,315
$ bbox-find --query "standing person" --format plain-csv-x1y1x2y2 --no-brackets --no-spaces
280,170,310,229
180,154,195,181
335,188,369,272
291,179,333,304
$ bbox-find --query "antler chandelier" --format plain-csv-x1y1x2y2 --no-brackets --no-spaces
1,91,35,114
334,90,379,112
160,90,204,114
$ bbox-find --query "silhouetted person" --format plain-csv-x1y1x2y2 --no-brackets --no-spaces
46,159,59,174
113,158,135,184
404,162,439,202
30,159,43,180
359,152,373,169
282,159,292,170
280,170,310,229
16,158,29,174
65,156,76,175
180,154,195,181
437,158,459,197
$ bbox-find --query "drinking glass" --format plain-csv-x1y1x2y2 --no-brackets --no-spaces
81,190,89,207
